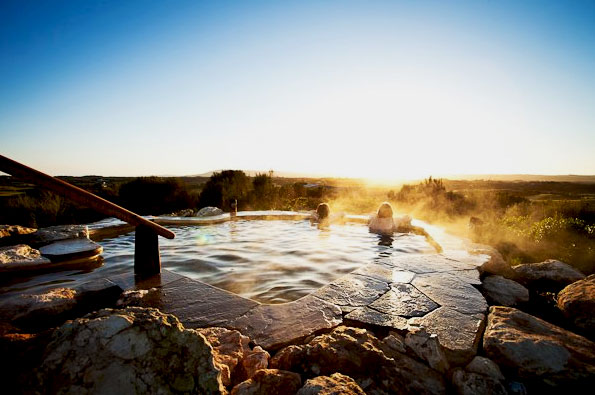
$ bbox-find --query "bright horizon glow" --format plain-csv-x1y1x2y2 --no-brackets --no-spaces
1,1,594,178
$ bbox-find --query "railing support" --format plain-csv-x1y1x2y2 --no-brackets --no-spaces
0,154,175,277
134,225,161,277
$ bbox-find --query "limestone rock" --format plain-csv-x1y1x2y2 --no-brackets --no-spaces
465,356,505,381
381,331,407,354
116,288,156,307
270,326,446,395
512,259,585,289
26,224,89,246
0,224,36,246
0,244,51,271
451,368,507,395
483,306,595,388
404,327,450,373
198,327,270,386
229,295,342,350
0,288,78,325
197,206,225,217
408,307,485,366
557,274,595,337
0,280,123,329
297,373,366,395
36,307,226,394
231,369,301,395
481,275,529,306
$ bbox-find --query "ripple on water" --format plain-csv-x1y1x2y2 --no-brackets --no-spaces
1,220,435,304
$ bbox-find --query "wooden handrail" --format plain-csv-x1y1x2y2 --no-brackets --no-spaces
0,154,175,240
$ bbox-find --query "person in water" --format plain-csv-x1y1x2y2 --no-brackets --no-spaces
368,202,442,252
368,202,411,235
311,202,331,226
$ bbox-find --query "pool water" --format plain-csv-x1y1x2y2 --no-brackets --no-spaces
0,220,434,304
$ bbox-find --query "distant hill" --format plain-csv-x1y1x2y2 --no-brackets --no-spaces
441,174,595,183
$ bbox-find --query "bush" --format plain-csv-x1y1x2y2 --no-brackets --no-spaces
118,177,196,215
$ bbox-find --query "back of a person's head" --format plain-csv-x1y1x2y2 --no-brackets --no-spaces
316,203,330,219
377,202,393,219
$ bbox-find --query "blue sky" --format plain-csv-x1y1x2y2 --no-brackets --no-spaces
1,0,594,178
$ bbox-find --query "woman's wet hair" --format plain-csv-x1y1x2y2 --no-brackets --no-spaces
316,203,330,219
377,202,393,219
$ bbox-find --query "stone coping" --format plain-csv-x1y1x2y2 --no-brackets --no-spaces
87,211,372,240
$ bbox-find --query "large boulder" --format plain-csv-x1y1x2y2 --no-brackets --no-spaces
231,369,301,395
36,307,226,394
198,327,270,387
297,373,366,395
483,306,595,389
270,326,446,394
481,275,529,306
557,274,595,337
512,259,585,290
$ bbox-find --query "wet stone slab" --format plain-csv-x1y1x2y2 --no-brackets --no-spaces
313,274,389,313
135,276,259,328
386,254,480,274
368,283,439,318
344,306,409,331
228,295,343,350
352,263,416,284
409,307,486,366
412,272,488,315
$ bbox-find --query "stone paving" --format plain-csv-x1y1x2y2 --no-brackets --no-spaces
96,212,494,365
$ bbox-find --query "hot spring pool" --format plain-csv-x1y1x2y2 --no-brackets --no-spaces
0,219,435,304
101,220,434,303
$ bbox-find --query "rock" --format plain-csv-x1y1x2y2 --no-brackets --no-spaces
0,224,36,246
557,274,595,337
483,306,595,388
36,307,226,394
352,264,415,284
465,356,505,381
198,327,270,386
512,259,585,289
344,306,409,331
197,206,225,217
411,273,488,315
0,244,51,271
369,283,439,317
313,274,389,313
451,368,507,395
408,307,485,366
0,288,78,326
481,275,529,306
39,238,103,262
297,373,366,395
381,331,407,354
172,208,195,217
26,224,89,246
469,244,515,278
404,326,450,373
231,369,301,395
116,288,156,307
0,280,123,330
270,326,446,394
229,295,342,350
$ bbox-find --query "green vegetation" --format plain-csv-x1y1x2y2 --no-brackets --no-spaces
389,177,595,274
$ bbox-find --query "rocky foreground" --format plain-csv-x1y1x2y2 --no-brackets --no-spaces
0,222,594,394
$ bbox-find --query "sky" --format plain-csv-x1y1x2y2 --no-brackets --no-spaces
1,0,594,180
